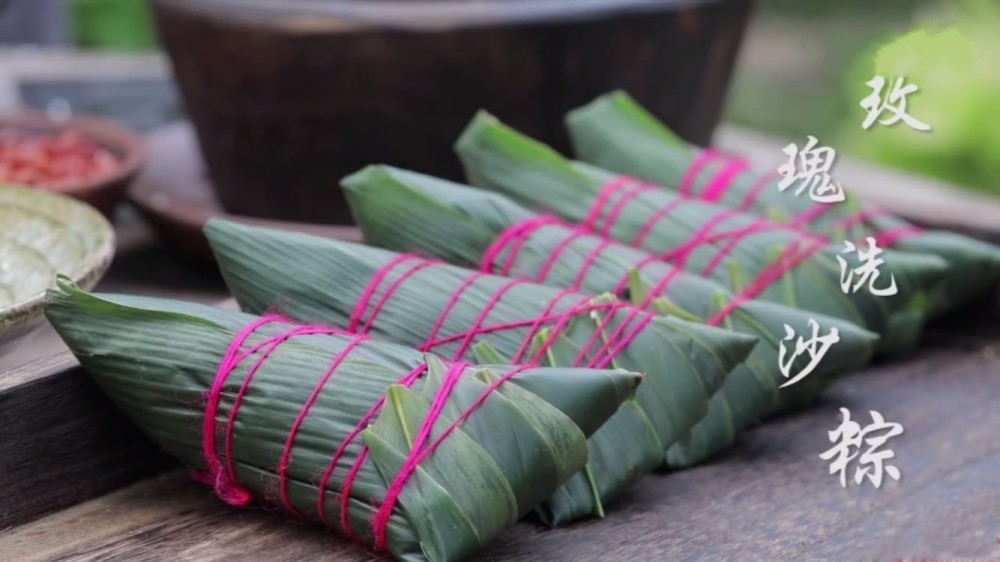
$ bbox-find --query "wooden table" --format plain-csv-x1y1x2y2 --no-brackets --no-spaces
2,317,998,561
1,126,998,561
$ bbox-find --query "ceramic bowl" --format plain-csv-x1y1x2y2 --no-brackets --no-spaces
0,111,144,217
0,184,115,357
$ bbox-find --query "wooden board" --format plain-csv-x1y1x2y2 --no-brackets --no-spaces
0,355,168,528
1,302,998,561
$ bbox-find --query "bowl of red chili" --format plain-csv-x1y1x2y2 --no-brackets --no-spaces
0,112,144,217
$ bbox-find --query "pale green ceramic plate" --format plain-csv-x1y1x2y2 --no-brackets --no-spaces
0,184,115,356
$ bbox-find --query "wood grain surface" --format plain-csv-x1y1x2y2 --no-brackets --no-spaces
0,357,167,529
1,304,997,561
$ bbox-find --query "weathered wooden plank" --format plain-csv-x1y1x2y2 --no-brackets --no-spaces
0,355,169,529
2,331,997,561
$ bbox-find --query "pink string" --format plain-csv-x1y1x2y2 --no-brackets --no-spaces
789,202,832,229
318,361,426,540
720,159,924,246
677,149,719,196
698,218,781,277
511,288,577,362
571,239,614,290
481,209,758,331
738,171,781,211
596,178,649,237
871,225,925,247
699,158,750,202
499,217,561,276
576,298,656,369
451,278,526,360
371,360,467,549
661,208,742,266
351,251,641,367
792,204,924,246
835,208,882,230
591,314,656,369
584,176,678,248
508,192,833,332
534,228,588,283
199,314,279,506
352,252,652,385
667,146,924,249
420,272,487,351
706,238,826,325
276,334,368,518
219,324,355,503
485,186,832,337
632,199,685,248
361,260,438,334
202,314,540,552
581,175,632,230
371,362,532,550
479,216,560,275
347,254,417,332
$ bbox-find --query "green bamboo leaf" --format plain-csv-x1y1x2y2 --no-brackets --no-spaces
364,384,514,562
470,340,508,365
626,272,703,323
518,329,662,525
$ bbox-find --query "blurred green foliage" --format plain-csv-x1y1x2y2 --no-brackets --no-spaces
756,0,934,18
69,0,156,51
838,19,1000,195
725,0,999,195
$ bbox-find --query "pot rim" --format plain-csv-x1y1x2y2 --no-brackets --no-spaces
153,0,725,31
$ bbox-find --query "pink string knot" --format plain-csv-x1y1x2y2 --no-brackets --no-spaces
189,468,253,506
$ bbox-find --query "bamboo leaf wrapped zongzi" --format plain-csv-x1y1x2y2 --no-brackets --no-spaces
207,220,757,511
44,281,641,561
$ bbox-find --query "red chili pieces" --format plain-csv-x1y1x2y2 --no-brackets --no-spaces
0,128,119,189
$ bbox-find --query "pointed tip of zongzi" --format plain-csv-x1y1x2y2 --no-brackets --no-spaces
455,109,575,175
895,231,1000,316
454,111,600,214
565,89,633,127
565,89,686,158
659,316,760,370
341,165,505,264
883,248,949,296
503,366,643,439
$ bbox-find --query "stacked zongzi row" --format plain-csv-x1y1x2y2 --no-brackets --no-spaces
343,162,876,416
455,112,948,355
339,165,879,464
566,91,1000,316
207,220,757,520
